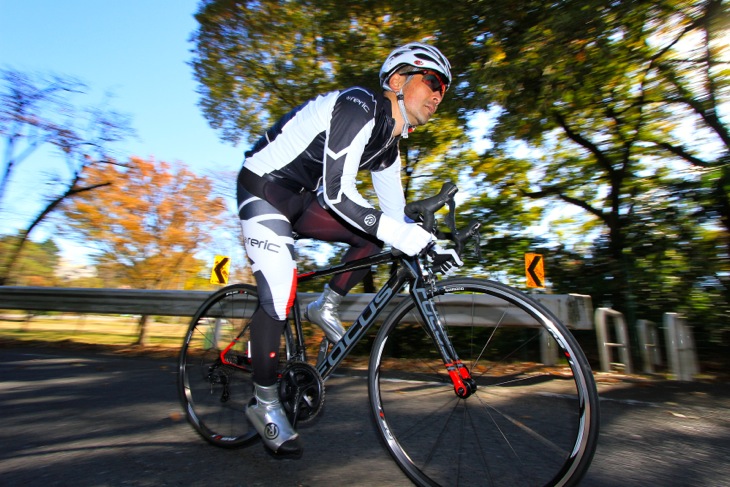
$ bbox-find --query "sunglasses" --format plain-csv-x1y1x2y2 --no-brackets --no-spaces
404,69,448,96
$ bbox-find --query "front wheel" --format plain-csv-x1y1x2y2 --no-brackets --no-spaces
368,278,600,487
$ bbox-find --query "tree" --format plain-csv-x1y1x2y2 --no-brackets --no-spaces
197,166,256,286
190,2,730,352
190,1,476,190
445,0,729,358
61,156,229,344
0,234,60,286
189,0,541,284
0,69,133,284
426,0,729,309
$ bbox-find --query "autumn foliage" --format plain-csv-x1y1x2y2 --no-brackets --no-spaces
62,157,229,290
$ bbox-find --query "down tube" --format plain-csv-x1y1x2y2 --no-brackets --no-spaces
315,268,409,380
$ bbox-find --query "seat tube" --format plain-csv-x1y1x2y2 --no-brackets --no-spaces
288,296,306,360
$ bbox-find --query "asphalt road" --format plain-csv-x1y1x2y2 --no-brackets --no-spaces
0,346,728,486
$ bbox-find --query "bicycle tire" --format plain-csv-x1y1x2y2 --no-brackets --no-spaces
368,277,599,487
177,283,262,448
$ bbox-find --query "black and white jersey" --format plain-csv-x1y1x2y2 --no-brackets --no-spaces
242,87,405,236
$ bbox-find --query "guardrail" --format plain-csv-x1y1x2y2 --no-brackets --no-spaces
1,286,702,380
0,286,211,317
0,286,594,329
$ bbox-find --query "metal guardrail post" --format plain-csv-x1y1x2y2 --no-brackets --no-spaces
636,319,662,374
540,329,558,366
663,312,699,381
535,294,594,330
594,307,633,374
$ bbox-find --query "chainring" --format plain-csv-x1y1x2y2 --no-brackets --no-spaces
278,361,325,426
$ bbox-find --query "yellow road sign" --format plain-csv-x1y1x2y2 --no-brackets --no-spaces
210,255,231,285
525,253,544,288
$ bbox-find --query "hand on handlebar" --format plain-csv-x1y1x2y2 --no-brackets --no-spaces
428,243,463,276
381,182,481,261
377,215,434,256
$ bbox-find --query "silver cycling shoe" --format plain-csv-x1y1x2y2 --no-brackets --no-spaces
246,383,302,455
304,284,346,343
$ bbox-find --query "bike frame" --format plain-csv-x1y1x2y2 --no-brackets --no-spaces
289,250,475,397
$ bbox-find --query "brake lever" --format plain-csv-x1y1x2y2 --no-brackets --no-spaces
454,220,482,260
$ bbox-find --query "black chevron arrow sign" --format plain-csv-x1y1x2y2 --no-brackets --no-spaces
526,253,544,288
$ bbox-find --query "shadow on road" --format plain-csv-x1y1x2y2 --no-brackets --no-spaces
0,341,728,486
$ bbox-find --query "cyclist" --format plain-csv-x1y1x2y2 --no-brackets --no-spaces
236,41,460,455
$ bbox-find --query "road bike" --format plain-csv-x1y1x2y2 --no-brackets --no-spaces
177,183,600,487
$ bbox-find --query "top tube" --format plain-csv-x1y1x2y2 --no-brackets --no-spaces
296,250,395,283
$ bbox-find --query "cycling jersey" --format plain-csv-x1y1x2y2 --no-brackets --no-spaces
242,86,406,235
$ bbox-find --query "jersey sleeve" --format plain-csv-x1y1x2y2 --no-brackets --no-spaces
372,152,406,221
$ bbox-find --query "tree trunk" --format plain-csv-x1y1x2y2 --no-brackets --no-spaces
0,181,110,285
135,314,149,347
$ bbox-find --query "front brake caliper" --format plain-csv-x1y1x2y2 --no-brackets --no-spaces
446,360,476,398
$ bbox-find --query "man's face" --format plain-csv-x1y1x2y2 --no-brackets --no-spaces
401,71,445,126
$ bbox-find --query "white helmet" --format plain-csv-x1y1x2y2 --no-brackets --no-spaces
380,42,452,92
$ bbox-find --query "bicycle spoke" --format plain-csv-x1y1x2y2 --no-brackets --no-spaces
177,285,260,448
369,278,599,487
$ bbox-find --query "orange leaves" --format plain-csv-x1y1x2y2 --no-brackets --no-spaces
63,156,230,289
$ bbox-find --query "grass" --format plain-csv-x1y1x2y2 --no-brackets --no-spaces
0,313,188,349
0,312,344,363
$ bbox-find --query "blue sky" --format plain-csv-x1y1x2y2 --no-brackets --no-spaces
0,1,243,241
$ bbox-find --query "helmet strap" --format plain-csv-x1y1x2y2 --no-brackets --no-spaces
396,91,410,139
395,75,415,139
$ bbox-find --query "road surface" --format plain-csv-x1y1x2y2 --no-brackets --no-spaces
0,345,728,486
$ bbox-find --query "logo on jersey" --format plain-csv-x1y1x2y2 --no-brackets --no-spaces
364,214,377,227
346,95,371,113
245,236,281,253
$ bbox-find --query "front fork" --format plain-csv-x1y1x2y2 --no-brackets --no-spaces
406,259,477,399
445,360,477,398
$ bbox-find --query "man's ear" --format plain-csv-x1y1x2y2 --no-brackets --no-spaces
388,73,404,92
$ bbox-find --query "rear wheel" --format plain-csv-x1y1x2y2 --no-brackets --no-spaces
369,278,599,486
177,284,261,448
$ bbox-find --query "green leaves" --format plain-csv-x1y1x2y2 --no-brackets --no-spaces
190,1,730,338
